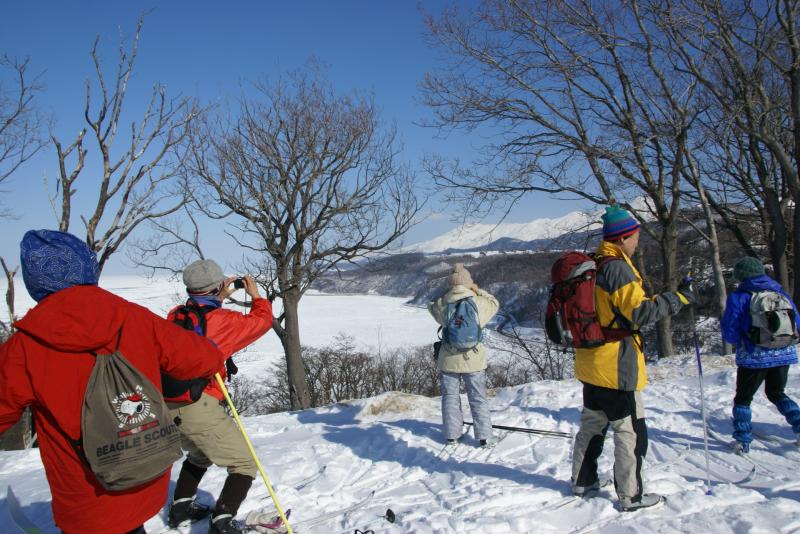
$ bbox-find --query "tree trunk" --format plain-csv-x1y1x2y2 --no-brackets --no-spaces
0,408,34,450
695,183,732,355
764,188,790,289
1,258,17,333
770,223,790,291
656,224,679,358
794,202,800,305
278,289,311,410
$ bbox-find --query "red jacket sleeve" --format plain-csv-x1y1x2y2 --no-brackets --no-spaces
206,298,273,358
149,310,226,380
0,335,36,434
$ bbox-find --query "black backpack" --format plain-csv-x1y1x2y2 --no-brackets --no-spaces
161,302,215,402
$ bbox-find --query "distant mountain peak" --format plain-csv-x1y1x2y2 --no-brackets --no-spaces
404,209,601,254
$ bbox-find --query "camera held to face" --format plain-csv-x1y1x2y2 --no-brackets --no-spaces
233,277,245,289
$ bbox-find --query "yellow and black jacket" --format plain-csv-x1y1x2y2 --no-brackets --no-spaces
574,241,684,391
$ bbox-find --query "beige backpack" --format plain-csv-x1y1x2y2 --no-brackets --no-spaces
79,328,182,491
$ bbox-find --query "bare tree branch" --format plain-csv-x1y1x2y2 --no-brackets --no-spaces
187,63,421,408
0,55,46,216
48,15,204,272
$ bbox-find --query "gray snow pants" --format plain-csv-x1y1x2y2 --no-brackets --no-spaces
440,370,492,441
571,383,648,500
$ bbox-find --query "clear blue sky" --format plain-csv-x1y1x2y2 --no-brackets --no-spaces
1,1,583,273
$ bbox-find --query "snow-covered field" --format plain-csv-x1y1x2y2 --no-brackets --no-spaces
2,277,800,533
0,275,439,374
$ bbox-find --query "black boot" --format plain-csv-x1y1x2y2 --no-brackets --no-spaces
214,473,254,517
209,514,244,534
168,498,212,528
208,473,254,533
168,460,211,527
173,459,208,501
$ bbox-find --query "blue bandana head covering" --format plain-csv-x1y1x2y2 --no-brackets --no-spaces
20,230,100,302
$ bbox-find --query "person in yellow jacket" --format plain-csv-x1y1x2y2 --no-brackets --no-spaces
571,205,695,512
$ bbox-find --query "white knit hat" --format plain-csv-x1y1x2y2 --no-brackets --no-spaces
448,263,473,287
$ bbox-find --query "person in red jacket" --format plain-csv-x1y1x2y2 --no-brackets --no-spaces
164,259,273,534
0,230,224,534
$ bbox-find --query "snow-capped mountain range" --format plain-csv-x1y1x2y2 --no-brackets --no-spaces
404,209,601,254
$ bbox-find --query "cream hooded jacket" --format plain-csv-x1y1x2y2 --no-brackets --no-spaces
428,285,500,373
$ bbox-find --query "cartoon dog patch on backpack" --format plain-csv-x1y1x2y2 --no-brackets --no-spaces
112,386,158,433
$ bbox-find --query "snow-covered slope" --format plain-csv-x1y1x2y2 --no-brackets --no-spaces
3,355,800,533
3,275,800,533
406,210,600,253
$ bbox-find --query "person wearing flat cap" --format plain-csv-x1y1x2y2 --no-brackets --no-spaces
428,263,499,448
721,256,800,454
164,260,273,534
0,230,223,534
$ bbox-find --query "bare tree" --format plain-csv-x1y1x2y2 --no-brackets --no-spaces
0,54,44,376
188,65,420,409
659,0,800,301
127,204,207,279
680,160,733,355
0,55,45,200
421,0,709,357
49,17,202,272
488,326,573,381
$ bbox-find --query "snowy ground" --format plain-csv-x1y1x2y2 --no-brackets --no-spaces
2,277,800,533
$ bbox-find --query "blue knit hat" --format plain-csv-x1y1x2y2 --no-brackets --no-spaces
602,205,640,241
20,230,99,302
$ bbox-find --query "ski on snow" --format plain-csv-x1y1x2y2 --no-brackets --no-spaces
752,430,799,448
236,489,376,534
285,490,376,531
704,427,758,483
537,479,614,512
292,465,328,491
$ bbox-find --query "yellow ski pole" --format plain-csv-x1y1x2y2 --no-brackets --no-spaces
214,373,293,534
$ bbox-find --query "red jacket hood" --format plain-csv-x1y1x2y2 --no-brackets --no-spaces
14,285,132,353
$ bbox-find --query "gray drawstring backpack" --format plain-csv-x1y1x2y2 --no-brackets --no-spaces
79,328,182,491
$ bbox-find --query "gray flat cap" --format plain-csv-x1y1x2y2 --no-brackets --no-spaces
183,259,225,293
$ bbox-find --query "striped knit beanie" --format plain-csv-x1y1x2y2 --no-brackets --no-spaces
601,205,640,241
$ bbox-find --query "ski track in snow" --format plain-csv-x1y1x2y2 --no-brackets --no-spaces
1,277,800,533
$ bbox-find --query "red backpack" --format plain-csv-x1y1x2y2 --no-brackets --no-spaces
544,251,629,349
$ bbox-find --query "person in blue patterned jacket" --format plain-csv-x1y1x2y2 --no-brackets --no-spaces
721,256,800,453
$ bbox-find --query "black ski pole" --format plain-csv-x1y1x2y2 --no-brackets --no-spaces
464,421,571,439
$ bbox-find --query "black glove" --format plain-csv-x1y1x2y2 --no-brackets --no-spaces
676,277,697,305
225,358,239,382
